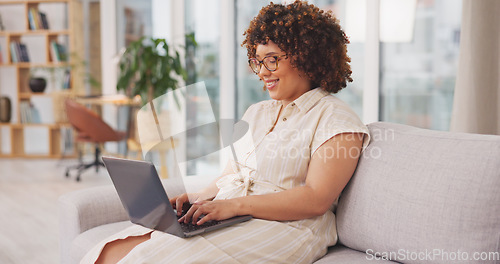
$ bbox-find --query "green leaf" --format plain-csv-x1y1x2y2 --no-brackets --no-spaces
116,35,193,109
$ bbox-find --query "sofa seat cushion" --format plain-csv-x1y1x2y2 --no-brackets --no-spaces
336,122,500,264
70,221,134,263
315,245,396,263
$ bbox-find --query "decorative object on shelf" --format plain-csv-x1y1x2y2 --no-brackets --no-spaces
30,65,72,91
29,77,47,93
0,96,11,123
117,35,195,105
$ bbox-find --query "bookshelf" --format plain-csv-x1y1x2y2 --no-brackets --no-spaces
0,0,76,158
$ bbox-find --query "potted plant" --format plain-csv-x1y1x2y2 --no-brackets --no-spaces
117,36,193,105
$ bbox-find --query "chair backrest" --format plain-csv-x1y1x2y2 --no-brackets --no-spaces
65,99,124,143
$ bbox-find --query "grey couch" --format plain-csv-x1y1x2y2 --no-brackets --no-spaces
58,122,500,263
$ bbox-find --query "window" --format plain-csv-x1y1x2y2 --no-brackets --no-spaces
116,0,153,49
235,0,272,118
379,0,462,130
184,0,221,175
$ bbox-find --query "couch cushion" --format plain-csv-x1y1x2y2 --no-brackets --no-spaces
336,122,500,264
70,221,133,263
314,245,396,263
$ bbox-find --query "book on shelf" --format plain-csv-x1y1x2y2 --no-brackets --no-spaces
15,42,22,62
50,41,68,63
28,7,49,30
0,44,3,63
19,101,31,123
10,42,18,63
19,101,41,124
28,7,39,30
39,12,49,30
58,44,67,61
9,42,30,63
62,69,71,89
18,43,30,62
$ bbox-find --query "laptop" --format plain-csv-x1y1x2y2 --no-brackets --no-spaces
102,156,252,238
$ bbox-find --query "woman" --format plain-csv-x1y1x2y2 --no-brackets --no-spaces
86,1,370,263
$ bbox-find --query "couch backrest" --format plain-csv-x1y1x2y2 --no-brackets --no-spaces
336,122,500,264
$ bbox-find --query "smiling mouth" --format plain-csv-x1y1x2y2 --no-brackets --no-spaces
266,79,279,89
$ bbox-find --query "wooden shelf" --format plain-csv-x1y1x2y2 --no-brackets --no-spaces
28,0,70,3
0,1,27,4
0,0,75,158
19,91,60,99
0,30,69,36
9,122,60,128
0,63,70,68
0,0,69,4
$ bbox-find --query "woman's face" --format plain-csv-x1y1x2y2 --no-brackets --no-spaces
255,41,311,106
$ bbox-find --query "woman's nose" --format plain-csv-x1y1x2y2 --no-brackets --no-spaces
258,65,271,77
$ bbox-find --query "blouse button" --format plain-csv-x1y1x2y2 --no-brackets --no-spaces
282,117,287,121
291,103,295,106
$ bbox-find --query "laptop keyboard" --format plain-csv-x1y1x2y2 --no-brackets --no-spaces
177,215,222,232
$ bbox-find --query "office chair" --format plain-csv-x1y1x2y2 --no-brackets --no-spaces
64,99,126,181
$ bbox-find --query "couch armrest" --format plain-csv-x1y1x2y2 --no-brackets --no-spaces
57,175,215,264
58,185,127,264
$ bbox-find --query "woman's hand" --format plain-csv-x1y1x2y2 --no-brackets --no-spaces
178,199,241,225
169,168,234,217
169,193,194,216
169,191,220,217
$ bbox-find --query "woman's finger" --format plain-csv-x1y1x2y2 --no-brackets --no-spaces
196,212,213,225
173,193,190,216
192,203,210,224
182,203,200,223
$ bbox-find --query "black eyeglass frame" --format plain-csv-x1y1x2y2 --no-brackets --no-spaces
248,55,287,74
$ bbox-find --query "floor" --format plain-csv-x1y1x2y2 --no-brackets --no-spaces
0,158,112,264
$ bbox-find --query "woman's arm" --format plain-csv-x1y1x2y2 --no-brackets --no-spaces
184,132,364,224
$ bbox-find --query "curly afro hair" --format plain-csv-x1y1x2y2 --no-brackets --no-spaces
242,0,352,93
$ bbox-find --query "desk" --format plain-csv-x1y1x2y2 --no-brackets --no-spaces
75,94,142,106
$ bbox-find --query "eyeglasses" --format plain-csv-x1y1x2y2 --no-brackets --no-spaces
248,55,287,74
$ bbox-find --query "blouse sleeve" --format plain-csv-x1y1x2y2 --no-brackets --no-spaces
310,102,370,157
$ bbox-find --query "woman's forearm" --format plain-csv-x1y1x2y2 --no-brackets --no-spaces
234,186,331,221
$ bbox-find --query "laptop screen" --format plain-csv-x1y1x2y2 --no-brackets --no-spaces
103,157,175,228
